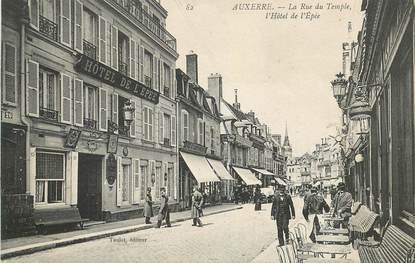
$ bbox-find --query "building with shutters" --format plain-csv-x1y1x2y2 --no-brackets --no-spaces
1,0,179,231
175,53,228,210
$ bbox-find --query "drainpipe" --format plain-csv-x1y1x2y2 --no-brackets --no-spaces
19,8,31,196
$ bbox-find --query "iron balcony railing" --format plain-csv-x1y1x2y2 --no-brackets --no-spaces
84,118,98,130
144,76,152,88
83,40,97,60
119,61,128,76
39,107,59,122
39,15,58,41
110,0,177,52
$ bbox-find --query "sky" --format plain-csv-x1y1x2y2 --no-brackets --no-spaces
162,0,364,156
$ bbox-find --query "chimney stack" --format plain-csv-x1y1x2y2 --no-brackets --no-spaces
207,73,222,113
186,51,198,84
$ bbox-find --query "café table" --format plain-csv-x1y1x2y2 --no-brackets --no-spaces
315,234,350,244
308,244,352,259
319,228,349,235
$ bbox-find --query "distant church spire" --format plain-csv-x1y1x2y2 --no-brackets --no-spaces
283,121,290,147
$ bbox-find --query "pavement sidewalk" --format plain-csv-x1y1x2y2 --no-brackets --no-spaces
1,203,242,259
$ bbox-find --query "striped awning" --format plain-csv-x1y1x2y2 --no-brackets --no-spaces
180,152,220,183
233,167,261,186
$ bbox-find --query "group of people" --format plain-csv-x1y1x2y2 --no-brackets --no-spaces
143,185,205,228
270,182,353,246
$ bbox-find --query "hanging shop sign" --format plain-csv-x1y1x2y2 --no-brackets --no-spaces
64,129,81,149
106,153,117,185
74,54,159,104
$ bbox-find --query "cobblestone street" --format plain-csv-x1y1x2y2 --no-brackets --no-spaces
5,202,281,263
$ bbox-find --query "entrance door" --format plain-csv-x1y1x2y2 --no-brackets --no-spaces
78,154,102,220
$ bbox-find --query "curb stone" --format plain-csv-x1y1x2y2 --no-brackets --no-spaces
1,206,242,259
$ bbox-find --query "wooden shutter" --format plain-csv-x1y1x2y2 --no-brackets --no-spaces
171,68,175,98
70,151,78,205
132,159,140,204
112,93,118,127
29,0,39,29
171,115,176,146
130,38,136,79
29,147,37,198
3,43,17,105
60,0,72,47
60,73,72,124
153,56,157,90
26,60,39,117
173,162,177,199
130,100,136,137
139,44,144,83
160,60,164,95
136,43,140,81
149,108,154,141
159,111,164,144
116,157,123,207
106,21,111,65
98,16,107,64
157,59,161,92
142,107,147,139
111,25,118,70
74,78,83,126
74,0,83,52
99,88,108,131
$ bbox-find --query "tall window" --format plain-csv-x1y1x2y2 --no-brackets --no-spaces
198,119,204,145
182,110,189,142
210,127,214,151
83,8,97,59
2,42,17,105
143,107,153,141
39,68,57,110
163,113,171,143
155,162,162,200
118,32,129,76
83,84,98,129
144,51,153,88
167,163,174,198
163,63,171,97
40,0,56,22
35,152,65,204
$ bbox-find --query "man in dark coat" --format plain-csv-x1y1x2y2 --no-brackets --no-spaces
144,187,153,224
271,186,296,246
156,188,171,228
191,185,204,227
332,182,353,227
254,185,262,211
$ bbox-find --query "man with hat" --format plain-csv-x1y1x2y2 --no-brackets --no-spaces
271,185,296,246
332,182,353,227
144,187,153,224
303,186,330,242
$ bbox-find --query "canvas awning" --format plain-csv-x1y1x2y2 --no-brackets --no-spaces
275,178,287,186
233,167,261,185
252,168,275,176
206,158,235,180
180,152,220,183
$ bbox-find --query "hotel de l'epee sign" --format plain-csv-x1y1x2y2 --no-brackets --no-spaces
75,55,159,104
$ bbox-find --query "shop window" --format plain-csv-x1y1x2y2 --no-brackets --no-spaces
155,162,162,200
39,67,58,122
35,152,65,204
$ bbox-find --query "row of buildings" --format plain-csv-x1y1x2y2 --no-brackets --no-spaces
1,0,288,237
287,137,343,191
330,0,414,237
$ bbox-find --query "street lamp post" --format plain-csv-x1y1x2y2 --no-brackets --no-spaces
330,72,348,106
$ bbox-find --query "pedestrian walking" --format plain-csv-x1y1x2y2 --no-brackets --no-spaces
332,182,353,227
254,185,262,211
271,185,296,246
303,187,330,242
144,187,153,224
191,185,204,227
156,188,171,228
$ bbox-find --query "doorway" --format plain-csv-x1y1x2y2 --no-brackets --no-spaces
78,154,102,220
